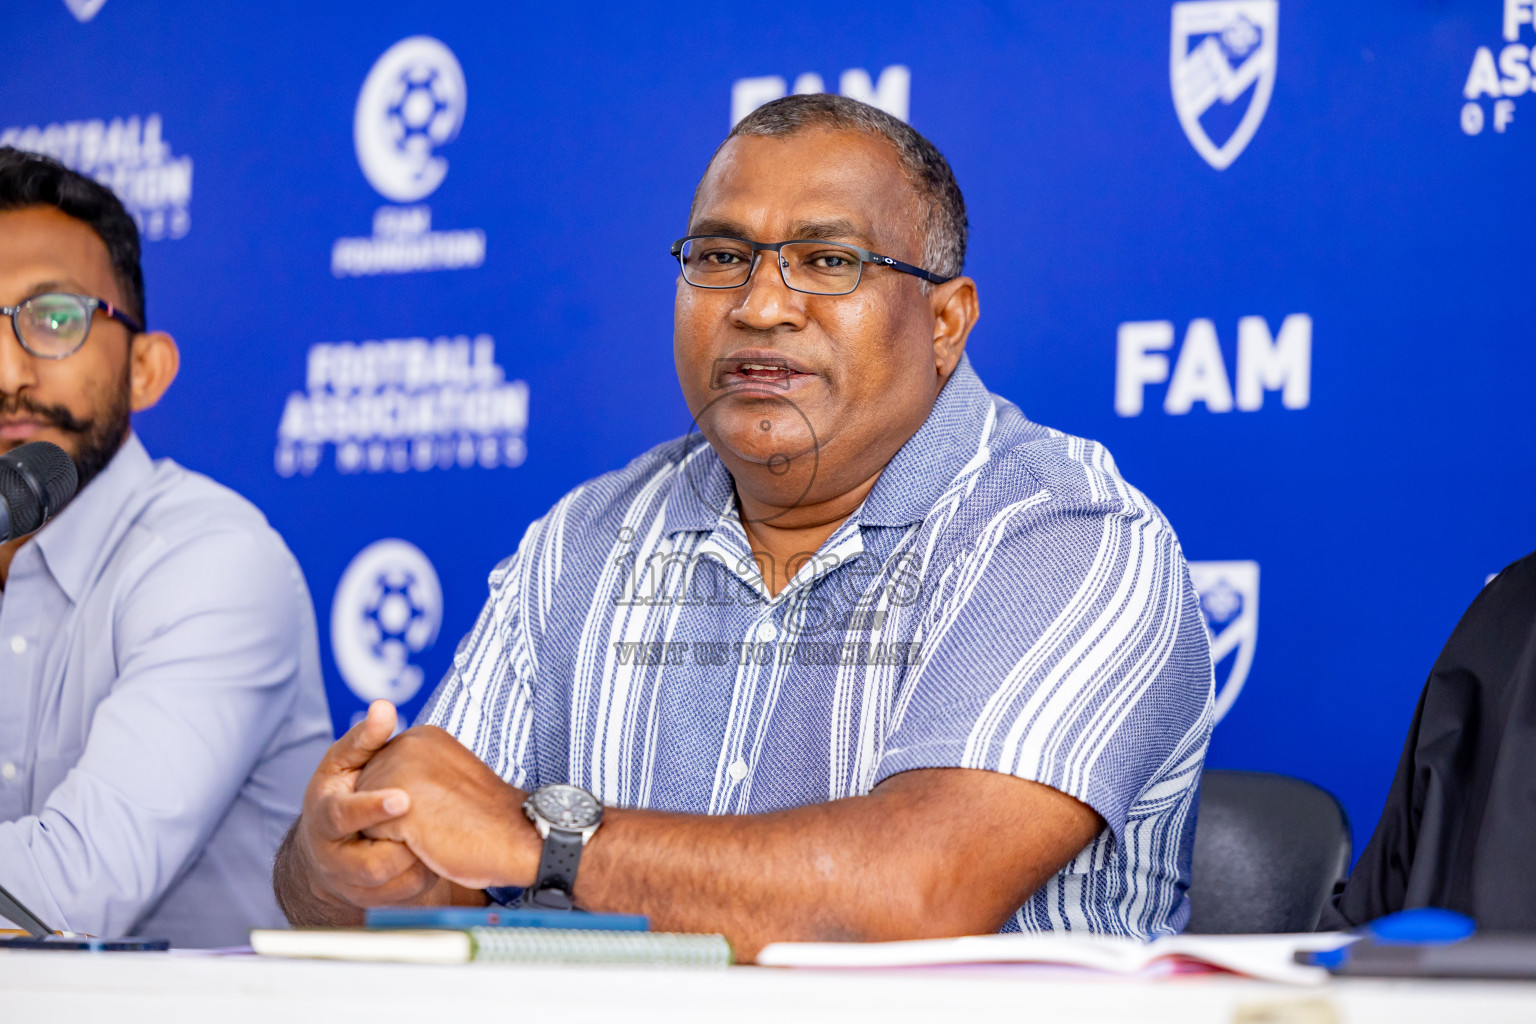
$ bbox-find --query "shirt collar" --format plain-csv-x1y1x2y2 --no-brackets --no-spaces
32,433,154,604
661,437,739,537
662,354,995,537
854,354,994,528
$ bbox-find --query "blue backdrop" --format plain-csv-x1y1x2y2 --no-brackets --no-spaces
5,0,1533,858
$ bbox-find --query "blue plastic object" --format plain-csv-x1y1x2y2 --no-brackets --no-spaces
1364,908,1477,945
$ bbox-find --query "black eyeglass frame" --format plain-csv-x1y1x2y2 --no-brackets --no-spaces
1,292,145,360
670,235,954,295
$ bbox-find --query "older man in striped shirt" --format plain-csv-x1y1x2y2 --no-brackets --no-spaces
274,94,1214,960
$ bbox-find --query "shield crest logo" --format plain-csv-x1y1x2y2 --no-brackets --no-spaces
1170,1,1279,170
61,0,108,20
1187,560,1260,722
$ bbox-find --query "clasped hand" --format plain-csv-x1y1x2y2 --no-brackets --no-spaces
297,700,538,910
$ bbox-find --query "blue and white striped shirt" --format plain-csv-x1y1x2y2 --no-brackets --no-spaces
421,356,1214,937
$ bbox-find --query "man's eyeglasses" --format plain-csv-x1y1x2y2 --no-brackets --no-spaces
671,236,953,296
1,292,144,360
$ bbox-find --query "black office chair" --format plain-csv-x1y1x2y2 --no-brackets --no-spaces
1185,769,1351,934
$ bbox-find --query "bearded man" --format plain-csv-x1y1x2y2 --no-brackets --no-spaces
0,147,331,946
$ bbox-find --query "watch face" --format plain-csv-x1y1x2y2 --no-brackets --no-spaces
531,785,602,829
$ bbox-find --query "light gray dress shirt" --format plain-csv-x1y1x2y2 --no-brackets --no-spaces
0,433,331,947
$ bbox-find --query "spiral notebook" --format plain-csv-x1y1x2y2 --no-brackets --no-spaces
250,926,732,968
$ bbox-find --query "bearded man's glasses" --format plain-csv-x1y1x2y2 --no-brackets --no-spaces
1,292,144,359
671,236,953,296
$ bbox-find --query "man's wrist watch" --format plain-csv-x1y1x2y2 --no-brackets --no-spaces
520,783,604,910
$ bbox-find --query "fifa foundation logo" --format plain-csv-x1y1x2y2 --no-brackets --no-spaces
0,114,193,241
1114,314,1311,417
731,66,910,126
331,36,486,277
1460,0,1535,135
331,540,443,705
1188,560,1260,723
1170,1,1279,170
274,332,529,477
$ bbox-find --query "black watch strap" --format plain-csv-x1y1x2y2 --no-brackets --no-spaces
523,828,585,909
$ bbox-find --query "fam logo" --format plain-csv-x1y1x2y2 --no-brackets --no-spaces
331,539,443,705
1115,314,1311,417
331,36,486,277
0,114,193,240
1188,560,1259,723
731,66,910,126
1170,1,1279,170
275,332,529,477
1460,0,1536,135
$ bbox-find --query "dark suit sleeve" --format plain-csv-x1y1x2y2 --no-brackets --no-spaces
1318,685,1429,929
1321,551,1536,931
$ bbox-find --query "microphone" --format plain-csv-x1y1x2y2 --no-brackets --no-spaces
0,441,79,543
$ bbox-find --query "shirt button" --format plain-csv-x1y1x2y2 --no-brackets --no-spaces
756,620,777,643
8,636,25,654
728,759,749,782
0,763,16,781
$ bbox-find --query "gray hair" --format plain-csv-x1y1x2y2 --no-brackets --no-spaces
709,93,968,281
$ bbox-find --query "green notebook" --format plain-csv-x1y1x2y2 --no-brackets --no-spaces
470,927,731,967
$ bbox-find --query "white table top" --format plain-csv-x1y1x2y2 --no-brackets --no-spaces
4,950,1536,1024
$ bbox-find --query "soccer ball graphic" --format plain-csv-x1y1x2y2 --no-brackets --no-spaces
1199,578,1244,628
386,66,457,160
361,568,434,686
331,539,443,703
354,36,466,202
1218,15,1262,62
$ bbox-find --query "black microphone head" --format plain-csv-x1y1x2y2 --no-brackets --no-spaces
0,441,79,540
